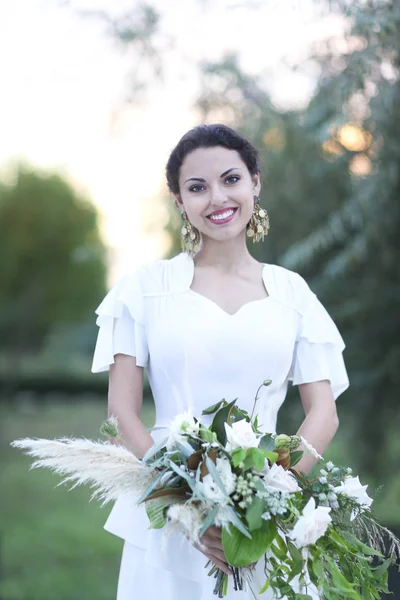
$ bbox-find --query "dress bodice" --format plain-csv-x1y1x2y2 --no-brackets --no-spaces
92,252,348,435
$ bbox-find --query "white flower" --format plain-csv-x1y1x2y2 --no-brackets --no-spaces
215,457,236,495
334,476,373,516
225,419,260,451
263,463,301,494
201,457,236,503
166,411,199,449
289,498,332,548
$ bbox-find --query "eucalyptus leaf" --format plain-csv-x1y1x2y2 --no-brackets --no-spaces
198,504,219,537
205,456,228,497
223,505,251,538
137,469,165,504
259,433,276,451
142,436,168,464
168,460,195,490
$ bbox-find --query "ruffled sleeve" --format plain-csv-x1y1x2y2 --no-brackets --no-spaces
288,276,349,400
91,271,149,373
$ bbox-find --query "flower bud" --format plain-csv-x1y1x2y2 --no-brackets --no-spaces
326,461,334,471
319,476,328,485
263,379,272,387
274,434,292,450
100,416,120,439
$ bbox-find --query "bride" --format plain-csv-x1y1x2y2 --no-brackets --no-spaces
91,123,349,599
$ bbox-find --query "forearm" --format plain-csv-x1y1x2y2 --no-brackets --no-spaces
109,407,154,459
294,404,339,475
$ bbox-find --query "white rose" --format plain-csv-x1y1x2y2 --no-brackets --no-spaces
224,419,260,451
334,476,373,515
263,463,301,494
166,411,199,449
289,497,332,548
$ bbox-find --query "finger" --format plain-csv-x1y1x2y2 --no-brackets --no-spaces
205,555,231,576
203,538,223,552
206,548,229,566
205,526,222,541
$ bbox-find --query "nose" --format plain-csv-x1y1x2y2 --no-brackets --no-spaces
209,184,229,206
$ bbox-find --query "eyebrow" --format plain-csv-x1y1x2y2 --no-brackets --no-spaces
184,167,241,184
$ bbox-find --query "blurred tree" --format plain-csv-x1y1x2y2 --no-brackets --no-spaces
0,166,107,357
279,0,400,475
164,1,400,478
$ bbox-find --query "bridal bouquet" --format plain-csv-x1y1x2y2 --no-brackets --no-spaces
12,381,399,599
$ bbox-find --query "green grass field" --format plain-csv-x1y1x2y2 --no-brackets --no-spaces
1,399,155,600
1,398,398,600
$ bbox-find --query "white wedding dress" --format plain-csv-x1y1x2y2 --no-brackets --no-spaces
91,252,349,600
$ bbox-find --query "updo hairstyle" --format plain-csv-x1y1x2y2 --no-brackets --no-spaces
165,124,261,196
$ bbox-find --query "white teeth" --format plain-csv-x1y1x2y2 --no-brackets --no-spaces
209,209,235,221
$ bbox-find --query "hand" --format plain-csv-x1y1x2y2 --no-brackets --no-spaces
193,525,231,575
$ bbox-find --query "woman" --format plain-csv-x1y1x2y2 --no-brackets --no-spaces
91,124,349,599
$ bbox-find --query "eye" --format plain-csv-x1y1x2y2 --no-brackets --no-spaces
225,175,240,184
188,184,205,193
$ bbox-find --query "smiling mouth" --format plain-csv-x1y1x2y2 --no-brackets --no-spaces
206,207,238,224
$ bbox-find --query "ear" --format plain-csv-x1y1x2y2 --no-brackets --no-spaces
174,193,184,212
252,171,262,196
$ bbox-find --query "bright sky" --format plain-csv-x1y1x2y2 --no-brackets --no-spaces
0,0,345,284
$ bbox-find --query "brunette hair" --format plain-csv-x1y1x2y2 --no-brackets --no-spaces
165,124,260,195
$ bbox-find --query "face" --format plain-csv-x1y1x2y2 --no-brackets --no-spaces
175,146,261,243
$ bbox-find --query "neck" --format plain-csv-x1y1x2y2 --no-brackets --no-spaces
192,233,256,271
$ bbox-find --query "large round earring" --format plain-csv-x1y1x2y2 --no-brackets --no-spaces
246,195,270,243
180,210,201,255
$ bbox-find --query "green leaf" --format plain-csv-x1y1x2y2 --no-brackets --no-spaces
258,578,270,594
259,433,276,451
199,426,216,443
289,450,304,467
245,496,265,531
202,400,226,415
287,540,304,581
372,557,392,579
326,559,362,599
311,556,324,580
231,448,246,467
251,448,266,472
263,449,279,465
210,399,237,445
145,498,174,529
222,520,277,567
341,531,383,557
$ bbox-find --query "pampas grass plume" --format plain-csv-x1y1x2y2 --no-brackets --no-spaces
11,437,153,504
